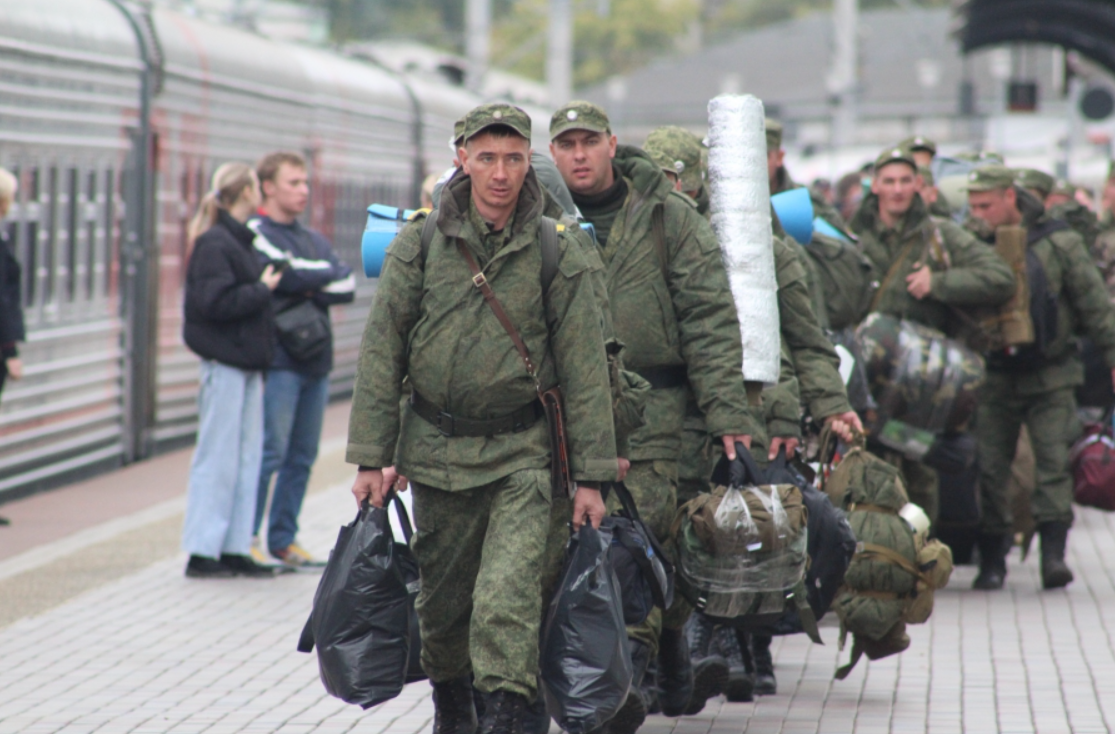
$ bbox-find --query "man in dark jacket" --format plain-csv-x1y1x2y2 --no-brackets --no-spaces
249,152,355,566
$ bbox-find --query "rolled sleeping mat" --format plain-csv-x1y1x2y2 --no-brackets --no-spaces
707,94,781,386
362,204,421,278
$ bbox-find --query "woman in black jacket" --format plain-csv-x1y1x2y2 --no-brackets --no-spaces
181,162,283,579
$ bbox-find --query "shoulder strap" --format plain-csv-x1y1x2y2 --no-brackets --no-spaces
868,238,917,313
420,209,439,262
539,216,560,292
651,202,669,283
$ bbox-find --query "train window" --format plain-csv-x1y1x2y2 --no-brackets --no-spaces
66,167,78,303
86,170,97,301
43,166,57,308
104,168,118,299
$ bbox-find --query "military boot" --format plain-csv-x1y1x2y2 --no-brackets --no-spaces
719,626,754,702
683,613,730,715
1039,522,1074,589
656,626,695,717
478,690,528,734
641,656,661,715
749,633,776,695
607,639,650,734
520,694,549,734
972,532,1010,590
432,676,478,734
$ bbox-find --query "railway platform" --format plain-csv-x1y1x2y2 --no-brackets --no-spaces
1,400,1114,734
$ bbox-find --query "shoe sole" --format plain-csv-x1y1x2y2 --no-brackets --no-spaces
607,692,647,734
684,658,729,715
725,672,753,703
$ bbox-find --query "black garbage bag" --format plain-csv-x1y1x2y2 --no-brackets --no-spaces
540,524,633,734
297,494,420,707
601,481,674,626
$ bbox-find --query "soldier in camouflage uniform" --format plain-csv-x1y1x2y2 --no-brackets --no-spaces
551,102,753,732
964,164,1115,591
347,104,618,734
850,147,1015,526
899,135,952,220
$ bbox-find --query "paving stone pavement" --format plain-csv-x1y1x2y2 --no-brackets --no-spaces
2,473,1115,734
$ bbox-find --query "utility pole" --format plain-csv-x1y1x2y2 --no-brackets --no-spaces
827,0,859,148
466,0,490,93
548,0,573,107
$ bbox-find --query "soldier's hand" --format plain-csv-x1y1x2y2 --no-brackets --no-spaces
768,436,800,461
905,265,933,300
571,486,605,531
5,357,22,380
721,435,752,460
825,411,864,443
617,458,631,482
351,467,386,509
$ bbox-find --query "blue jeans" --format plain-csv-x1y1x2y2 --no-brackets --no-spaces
182,360,264,559
254,369,329,552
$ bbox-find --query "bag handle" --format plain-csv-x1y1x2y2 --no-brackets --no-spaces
728,442,764,489
389,491,415,544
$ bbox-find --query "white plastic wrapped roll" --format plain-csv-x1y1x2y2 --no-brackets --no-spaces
707,94,780,385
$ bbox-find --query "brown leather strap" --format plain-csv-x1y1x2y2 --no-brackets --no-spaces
868,239,917,313
455,238,540,392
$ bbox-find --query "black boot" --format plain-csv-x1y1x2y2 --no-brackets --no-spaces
641,655,661,715
478,690,528,734
719,627,753,703
520,694,549,734
657,625,695,717
607,639,650,734
749,634,776,696
683,613,729,715
1039,522,1074,589
432,676,478,734
972,532,1010,590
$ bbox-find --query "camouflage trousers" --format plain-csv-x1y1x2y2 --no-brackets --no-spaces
678,422,716,506
411,470,552,698
977,376,1080,535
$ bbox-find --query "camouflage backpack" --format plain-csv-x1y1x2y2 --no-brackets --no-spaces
820,428,953,679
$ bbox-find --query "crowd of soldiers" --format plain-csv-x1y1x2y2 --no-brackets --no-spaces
343,98,1115,734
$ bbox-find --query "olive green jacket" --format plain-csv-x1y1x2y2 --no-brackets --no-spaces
346,171,618,489
1049,199,1103,252
851,193,1016,334
595,146,752,460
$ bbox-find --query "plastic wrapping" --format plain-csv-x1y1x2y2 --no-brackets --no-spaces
297,496,418,708
856,313,985,443
540,525,632,734
707,94,781,385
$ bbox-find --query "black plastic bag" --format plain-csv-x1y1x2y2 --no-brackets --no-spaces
297,495,420,708
540,524,633,734
601,481,674,625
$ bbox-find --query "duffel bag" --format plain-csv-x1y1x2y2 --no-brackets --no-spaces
1071,418,1115,511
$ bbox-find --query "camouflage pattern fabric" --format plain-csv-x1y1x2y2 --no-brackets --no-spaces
851,193,1015,335
643,125,704,193
1090,227,1115,301
411,470,552,697
346,169,618,488
1050,199,1104,252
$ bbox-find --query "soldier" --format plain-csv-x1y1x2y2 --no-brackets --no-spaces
551,101,753,731
899,135,951,218
767,119,848,231
964,164,1115,591
849,147,1015,526
347,103,619,734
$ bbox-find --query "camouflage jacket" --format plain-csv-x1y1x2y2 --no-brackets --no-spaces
593,145,752,460
1049,199,1103,252
980,197,1115,392
1090,228,1115,301
346,170,618,489
851,193,1015,334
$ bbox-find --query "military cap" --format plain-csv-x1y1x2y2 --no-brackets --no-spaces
899,135,937,155
644,126,704,192
962,164,1016,192
1014,168,1055,198
550,100,611,140
461,102,531,143
765,119,783,152
917,166,935,187
451,116,466,147
874,145,917,173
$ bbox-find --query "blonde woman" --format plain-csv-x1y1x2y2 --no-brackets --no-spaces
181,162,284,578
0,167,24,398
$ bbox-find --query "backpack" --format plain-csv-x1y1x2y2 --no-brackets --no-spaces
672,444,821,642
1070,416,1115,511
803,232,878,330
820,428,954,679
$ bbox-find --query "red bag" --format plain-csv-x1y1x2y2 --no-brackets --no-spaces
1070,421,1115,511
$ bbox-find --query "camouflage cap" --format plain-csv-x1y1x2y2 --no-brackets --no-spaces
451,116,466,147
962,164,1016,192
899,135,937,155
1014,168,1055,197
644,126,704,192
917,166,935,187
765,119,783,152
461,102,531,143
874,145,917,173
550,100,611,140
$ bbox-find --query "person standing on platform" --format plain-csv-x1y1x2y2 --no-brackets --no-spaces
0,168,25,404
249,152,355,567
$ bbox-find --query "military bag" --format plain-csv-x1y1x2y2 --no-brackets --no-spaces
820,428,953,679
673,444,820,641
803,232,878,330
602,481,675,625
